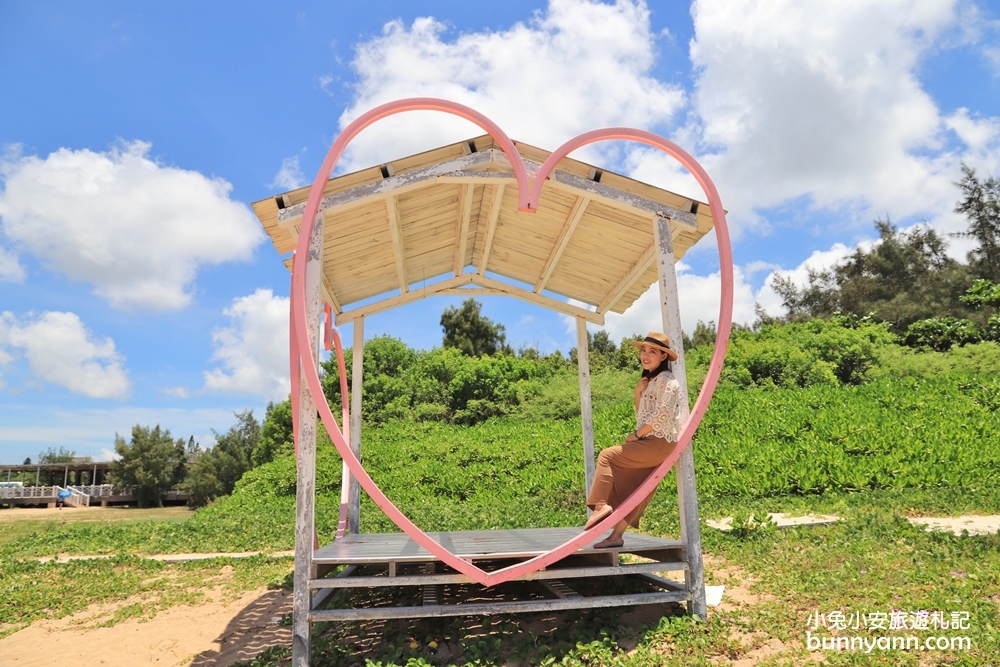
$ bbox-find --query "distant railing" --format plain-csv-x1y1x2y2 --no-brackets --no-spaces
65,486,90,508
0,485,59,499
69,484,116,497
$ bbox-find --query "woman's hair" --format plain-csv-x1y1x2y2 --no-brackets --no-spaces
641,356,672,379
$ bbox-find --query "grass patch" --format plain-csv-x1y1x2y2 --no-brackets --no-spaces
0,554,292,637
0,506,192,549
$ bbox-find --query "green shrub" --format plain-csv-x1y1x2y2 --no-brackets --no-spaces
709,317,892,388
901,317,982,352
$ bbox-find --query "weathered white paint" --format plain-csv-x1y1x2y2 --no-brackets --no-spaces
349,317,364,535
292,217,323,667
385,196,408,293
576,317,596,503
278,149,698,229
334,273,605,326
654,217,707,619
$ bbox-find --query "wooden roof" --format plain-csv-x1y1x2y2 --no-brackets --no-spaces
251,135,715,326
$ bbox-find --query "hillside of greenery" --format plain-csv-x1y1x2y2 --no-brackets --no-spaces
4,317,999,560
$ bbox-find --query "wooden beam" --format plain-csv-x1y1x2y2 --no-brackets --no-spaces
276,149,700,235
277,151,496,226
468,274,604,325
385,196,408,293
654,217,707,620
597,242,657,314
321,278,342,315
477,184,505,276
286,257,342,315
348,318,363,535
492,150,699,227
335,275,474,324
576,317,596,498
334,272,605,325
534,196,589,293
292,212,323,667
453,183,474,276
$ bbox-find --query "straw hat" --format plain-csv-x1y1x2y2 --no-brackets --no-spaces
629,331,678,361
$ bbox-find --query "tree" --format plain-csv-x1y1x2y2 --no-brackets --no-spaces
23,457,31,465
774,219,976,332
253,401,293,467
180,410,261,508
440,299,509,356
109,425,186,508
960,278,1000,341
683,321,717,350
954,163,1000,282
38,446,77,464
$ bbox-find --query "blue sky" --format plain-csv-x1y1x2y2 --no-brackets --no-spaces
1,0,998,463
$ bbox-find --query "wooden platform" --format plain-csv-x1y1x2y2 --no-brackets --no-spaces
309,528,691,620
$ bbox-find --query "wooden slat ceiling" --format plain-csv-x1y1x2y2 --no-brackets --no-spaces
252,135,716,325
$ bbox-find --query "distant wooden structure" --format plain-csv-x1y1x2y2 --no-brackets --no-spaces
252,100,731,667
0,463,188,508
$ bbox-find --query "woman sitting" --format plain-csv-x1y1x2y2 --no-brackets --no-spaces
584,331,682,548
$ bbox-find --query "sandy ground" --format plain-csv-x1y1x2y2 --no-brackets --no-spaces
0,586,292,667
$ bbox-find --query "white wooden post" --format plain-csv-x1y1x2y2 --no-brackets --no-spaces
576,316,596,505
292,215,323,667
349,317,364,534
654,217,707,618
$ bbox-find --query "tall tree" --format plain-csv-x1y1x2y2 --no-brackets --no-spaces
440,298,509,356
109,425,185,508
253,401,293,467
181,410,261,507
954,163,1000,282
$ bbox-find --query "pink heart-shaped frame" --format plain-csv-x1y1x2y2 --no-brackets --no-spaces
290,98,734,588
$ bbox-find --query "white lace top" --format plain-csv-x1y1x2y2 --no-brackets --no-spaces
636,371,682,441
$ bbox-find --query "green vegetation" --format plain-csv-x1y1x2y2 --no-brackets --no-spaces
108,424,189,508
3,319,1000,663
440,297,511,357
38,446,80,464
182,409,261,507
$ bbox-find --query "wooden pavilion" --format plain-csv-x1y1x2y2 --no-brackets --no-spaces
252,131,720,662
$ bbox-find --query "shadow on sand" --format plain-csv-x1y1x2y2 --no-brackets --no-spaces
199,574,687,666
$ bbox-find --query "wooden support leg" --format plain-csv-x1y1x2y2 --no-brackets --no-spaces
576,316,596,505
654,217,707,618
349,317,364,535
292,213,324,667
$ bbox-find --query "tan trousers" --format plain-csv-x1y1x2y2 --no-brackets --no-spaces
586,436,676,529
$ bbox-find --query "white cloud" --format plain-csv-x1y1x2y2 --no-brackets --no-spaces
99,448,119,462
0,311,131,399
161,386,191,399
270,155,307,191
203,289,290,402
676,0,1000,236
563,260,757,344
0,243,24,282
754,243,855,317
336,0,686,171
0,141,264,310
945,108,1000,158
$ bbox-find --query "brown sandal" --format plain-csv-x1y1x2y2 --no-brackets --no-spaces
584,505,613,530
594,537,624,549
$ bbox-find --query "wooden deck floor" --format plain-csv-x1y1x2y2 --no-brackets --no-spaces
309,528,691,620
313,527,684,565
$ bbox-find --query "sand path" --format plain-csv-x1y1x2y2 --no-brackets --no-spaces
0,586,292,667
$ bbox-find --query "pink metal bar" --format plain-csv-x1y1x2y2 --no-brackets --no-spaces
290,100,733,587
